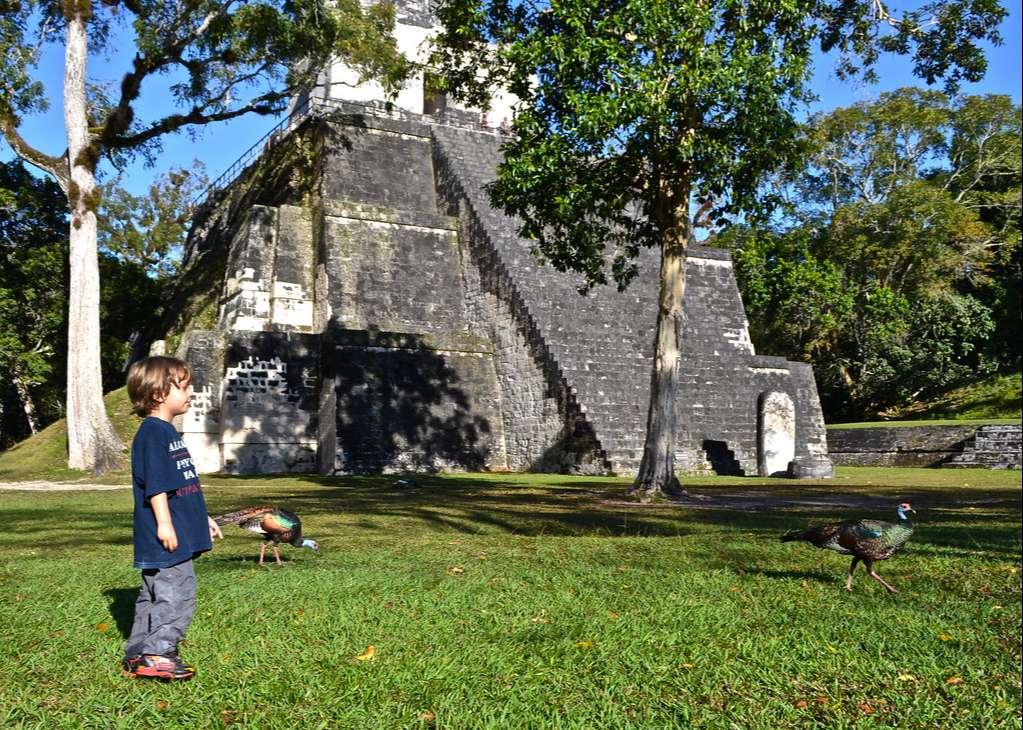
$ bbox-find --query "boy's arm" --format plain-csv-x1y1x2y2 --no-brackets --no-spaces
150,492,178,552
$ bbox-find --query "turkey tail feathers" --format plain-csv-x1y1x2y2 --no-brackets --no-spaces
214,506,274,526
780,530,804,542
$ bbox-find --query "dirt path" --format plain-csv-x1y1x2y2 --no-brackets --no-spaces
604,488,1018,511
0,481,128,491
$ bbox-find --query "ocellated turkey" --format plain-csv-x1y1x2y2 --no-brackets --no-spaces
214,506,319,565
780,502,915,593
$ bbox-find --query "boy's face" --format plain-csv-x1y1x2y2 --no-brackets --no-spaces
160,379,193,417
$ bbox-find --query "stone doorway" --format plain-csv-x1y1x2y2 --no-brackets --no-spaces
758,391,795,477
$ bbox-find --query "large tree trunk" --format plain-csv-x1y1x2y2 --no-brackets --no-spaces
64,4,123,473
11,374,40,435
630,210,689,502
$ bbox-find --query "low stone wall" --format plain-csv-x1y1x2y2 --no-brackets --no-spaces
827,424,1021,469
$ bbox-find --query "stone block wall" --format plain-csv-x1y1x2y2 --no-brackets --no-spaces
176,109,833,477
323,328,507,473
431,124,831,476
945,425,1022,469
321,123,438,212
829,424,1022,469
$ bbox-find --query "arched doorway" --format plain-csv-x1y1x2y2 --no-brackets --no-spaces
758,391,795,477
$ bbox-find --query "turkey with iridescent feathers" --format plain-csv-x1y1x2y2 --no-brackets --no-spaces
780,502,915,593
214,506,319,565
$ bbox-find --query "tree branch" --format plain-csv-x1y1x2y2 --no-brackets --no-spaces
105,95,289,149
0,120,69,191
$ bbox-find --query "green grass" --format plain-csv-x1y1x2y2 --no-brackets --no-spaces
872,373,1022,423
827,418,1019,430
1,469,1019,728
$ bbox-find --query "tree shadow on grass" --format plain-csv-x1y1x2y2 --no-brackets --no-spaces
201,473,1022,555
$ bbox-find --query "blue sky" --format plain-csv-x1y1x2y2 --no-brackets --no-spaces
3,5,1020,198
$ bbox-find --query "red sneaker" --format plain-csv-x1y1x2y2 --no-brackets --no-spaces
122,655,143,676
133,652,196,681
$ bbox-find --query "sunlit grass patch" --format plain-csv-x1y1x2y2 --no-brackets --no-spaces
1,470,1019,727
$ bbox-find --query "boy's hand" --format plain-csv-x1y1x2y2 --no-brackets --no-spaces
208,516,224,541
157,522,178,552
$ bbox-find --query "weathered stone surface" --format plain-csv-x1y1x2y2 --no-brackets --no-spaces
324,328,507,474
177,108,834,477
432,123,832,477
828,424,1021,469
759,391,795,476
789,456,836,479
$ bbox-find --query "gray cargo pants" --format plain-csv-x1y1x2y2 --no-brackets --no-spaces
124,559,196,658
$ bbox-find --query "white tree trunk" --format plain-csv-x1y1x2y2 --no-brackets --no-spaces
631,210,688,501
11,374,40,435
64,5,124,472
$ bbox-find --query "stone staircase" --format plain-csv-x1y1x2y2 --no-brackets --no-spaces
432,125,657,473
943,425,1022,470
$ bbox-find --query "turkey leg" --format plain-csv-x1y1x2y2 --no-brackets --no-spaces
863,558,898,593
845,556,860,591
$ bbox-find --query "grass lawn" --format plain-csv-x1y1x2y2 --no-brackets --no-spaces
826,419,1020,430
1,469,1020,728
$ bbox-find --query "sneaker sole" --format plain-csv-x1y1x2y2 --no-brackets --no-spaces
133,668,195,681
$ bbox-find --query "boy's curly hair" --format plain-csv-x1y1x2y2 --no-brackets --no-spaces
126,356,193,417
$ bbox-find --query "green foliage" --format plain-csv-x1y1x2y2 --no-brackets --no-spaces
0,471,1019,725
0,386,142,480
729,90,1021,419
434,0,823,289
0,160,168,444
2,0,410,167
98,161,208,279
0,160,68,442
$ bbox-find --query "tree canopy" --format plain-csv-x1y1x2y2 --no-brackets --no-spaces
431,0,1006,496
2,0,409,184
727,89,1020,418
1,0,410,470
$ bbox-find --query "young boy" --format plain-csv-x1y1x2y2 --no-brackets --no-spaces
123,356,222,681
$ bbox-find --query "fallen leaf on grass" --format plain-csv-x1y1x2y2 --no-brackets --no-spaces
681,663,695,670
95,622,110,632
991,605,1003,611
574,641,595,649
221,710,239,725
729,586,740,592
898,673,916,682
608,611,620,619
447,566,465,576
793,700,808,709
825,645,838,653
858,702,874,714
531,609,550,624
14,594,24,602
355,645,376,662
946,676,964,686
476,552,487,561
417,710,436,723
156,701,169,711
938,633,953,641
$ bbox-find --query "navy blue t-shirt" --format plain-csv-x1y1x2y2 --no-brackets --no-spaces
131,417,213,569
